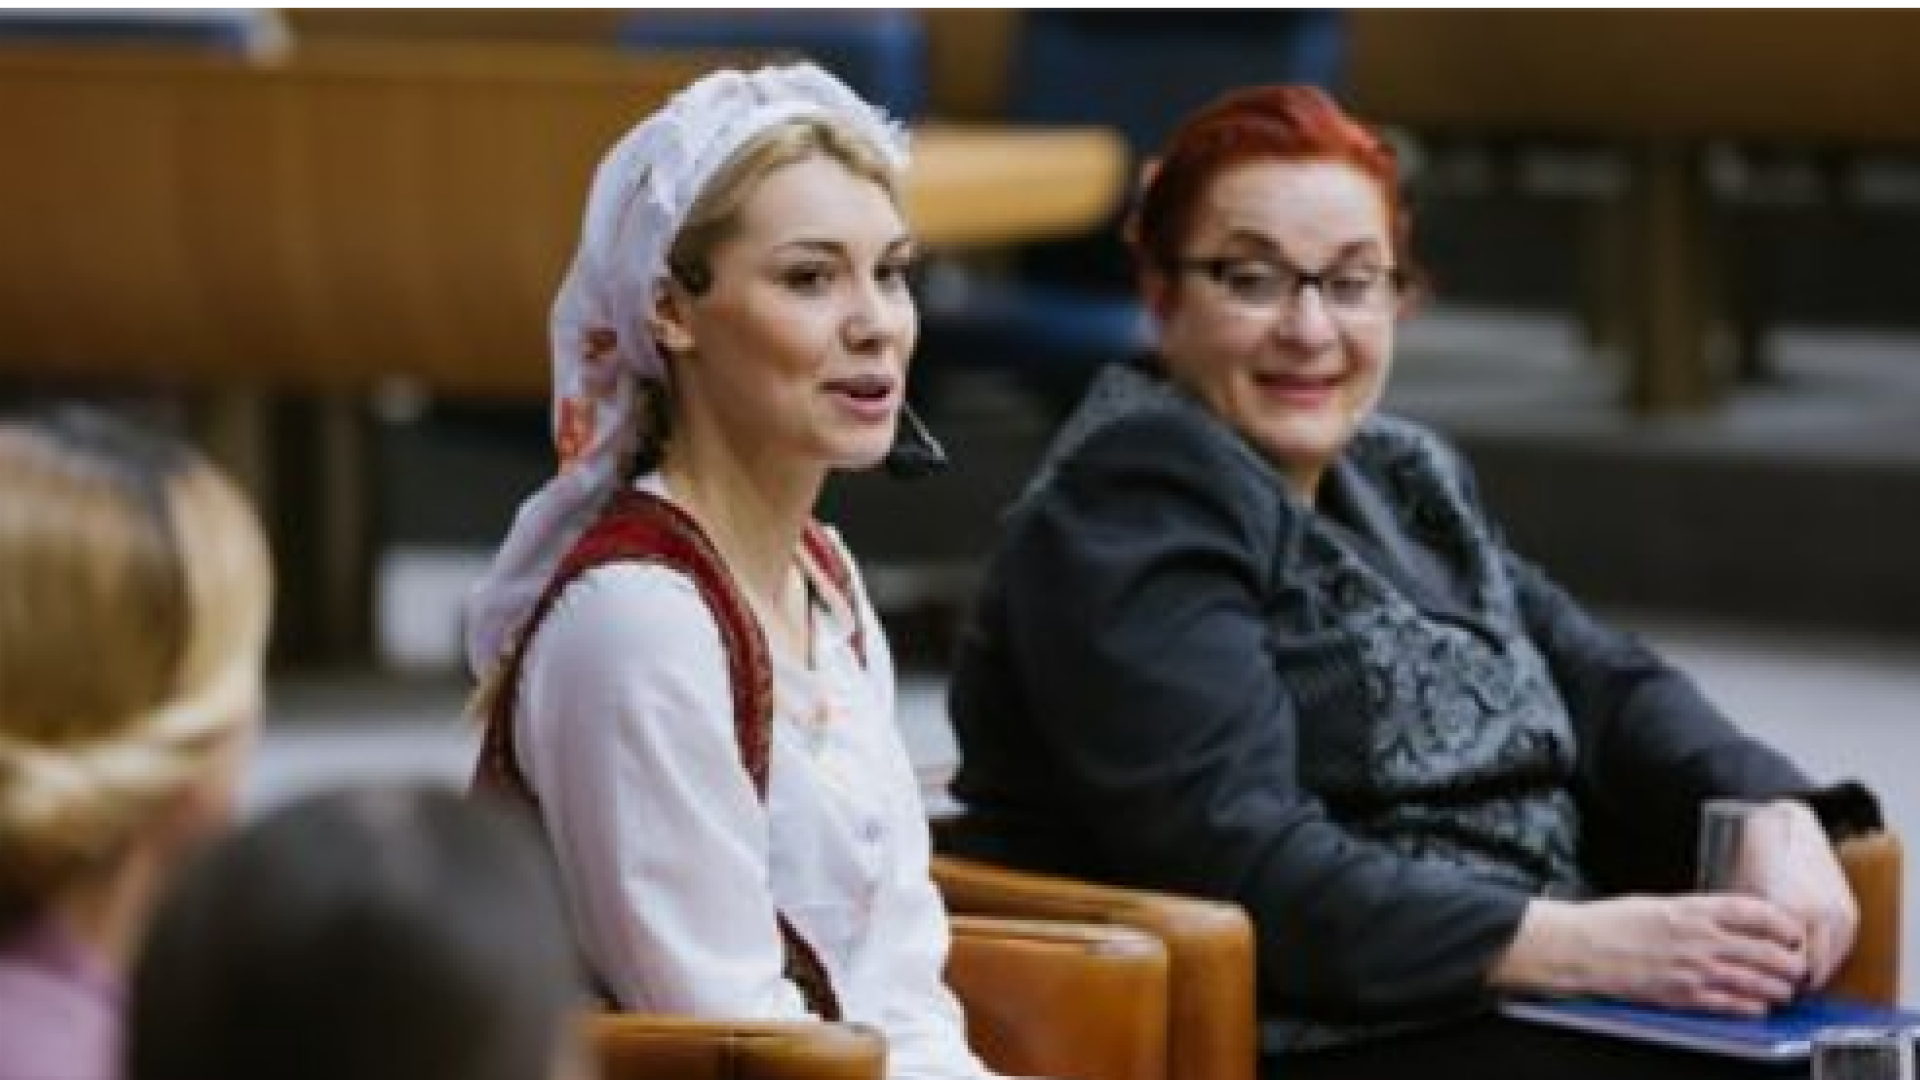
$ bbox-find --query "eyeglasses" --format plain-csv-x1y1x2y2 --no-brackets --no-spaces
1166,255,1404,317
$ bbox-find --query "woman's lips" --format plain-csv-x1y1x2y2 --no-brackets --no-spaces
824,373,899,423
1252,370,1340,407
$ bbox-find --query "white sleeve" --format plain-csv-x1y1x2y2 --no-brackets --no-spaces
516,562,813,1018
840,560,1000,1080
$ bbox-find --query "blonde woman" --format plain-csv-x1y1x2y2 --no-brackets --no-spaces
0,407,272,1080
466,65,999,1080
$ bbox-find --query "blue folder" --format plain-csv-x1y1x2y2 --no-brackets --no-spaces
1500,995,1920,1061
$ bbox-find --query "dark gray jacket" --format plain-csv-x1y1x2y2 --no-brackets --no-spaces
945,361,1862,1041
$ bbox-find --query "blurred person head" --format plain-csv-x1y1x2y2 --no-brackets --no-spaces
466,62,913,679
0,404,271,943
1127,84,1418,503
128,784,593,1080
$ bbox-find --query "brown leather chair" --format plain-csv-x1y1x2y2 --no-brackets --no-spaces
949,914,1169,1080
934,855,1257,1080
590,1014,885,1080
588,833,1900,1080
589,912,1170,1080
932,827,1905,1080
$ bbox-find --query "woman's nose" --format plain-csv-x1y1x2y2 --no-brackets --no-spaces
1275,284,1339,350
844,283,910,354
843,308,883,354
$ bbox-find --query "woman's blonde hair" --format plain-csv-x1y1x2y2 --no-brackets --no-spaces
0,408,273,921
666,113,901,296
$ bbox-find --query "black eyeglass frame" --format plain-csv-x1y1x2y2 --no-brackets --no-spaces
1161,255,1407,309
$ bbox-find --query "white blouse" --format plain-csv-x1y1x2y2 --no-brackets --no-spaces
514,484,996,1080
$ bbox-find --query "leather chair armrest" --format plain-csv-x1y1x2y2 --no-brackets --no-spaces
949,913,1169,1080
935,855,1257,1080
587,1013,885,1080
1831,829,1904,1005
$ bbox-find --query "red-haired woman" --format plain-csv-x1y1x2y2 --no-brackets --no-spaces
943,85,1878,1079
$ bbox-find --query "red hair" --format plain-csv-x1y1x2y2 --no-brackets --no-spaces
1128,84,1414,282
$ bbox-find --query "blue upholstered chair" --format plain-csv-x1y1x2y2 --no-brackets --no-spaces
0,9,286,55
917,11,1347,419
618,10,926,119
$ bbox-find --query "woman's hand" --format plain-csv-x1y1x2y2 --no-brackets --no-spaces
1491,894,1809,1016
1732,800,1859,992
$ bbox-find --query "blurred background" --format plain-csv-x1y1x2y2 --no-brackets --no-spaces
3,7,1917,991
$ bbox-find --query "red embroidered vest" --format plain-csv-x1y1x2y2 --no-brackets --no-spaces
473,488,866,1020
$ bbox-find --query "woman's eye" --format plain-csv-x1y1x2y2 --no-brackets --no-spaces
876,259,914,289
781,265,835,293
1329,276,1371,303
1222,265,1279,299
1327,270,1382,306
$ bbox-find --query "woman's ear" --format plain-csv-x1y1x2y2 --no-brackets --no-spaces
647,279,696,357
1141,267,1177,323
1135,157,1162,200
1122,158,1168,322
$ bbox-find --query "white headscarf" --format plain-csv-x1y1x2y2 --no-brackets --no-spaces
464,62,910,677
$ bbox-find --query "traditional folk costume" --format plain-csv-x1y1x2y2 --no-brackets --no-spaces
466,63,994,1080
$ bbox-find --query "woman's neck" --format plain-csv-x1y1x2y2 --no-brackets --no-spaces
658,430,822,628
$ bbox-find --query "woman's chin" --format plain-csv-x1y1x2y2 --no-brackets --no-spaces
1248,417,1350,473
826,430,898,473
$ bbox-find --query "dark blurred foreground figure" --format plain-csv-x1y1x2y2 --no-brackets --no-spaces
128,784,593,1080
0,407,271,1080
943,84,1883,1080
